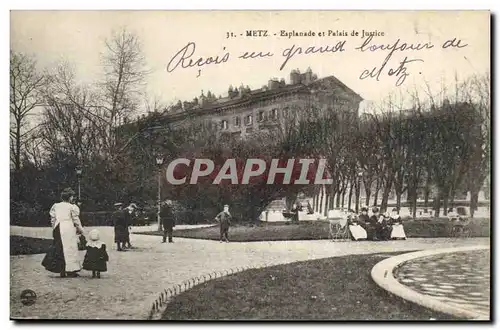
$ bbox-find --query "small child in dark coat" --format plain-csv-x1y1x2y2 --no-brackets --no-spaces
83,229,109,278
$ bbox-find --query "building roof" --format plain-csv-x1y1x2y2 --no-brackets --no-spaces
161,74,363,123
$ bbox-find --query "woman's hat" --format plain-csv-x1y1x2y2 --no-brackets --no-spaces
89,229,100,241
372,207,379,213
62,187,75,195
60,188,76,200
361,207,368,212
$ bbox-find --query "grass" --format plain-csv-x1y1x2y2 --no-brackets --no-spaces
161,251,460,320
10,235,52,255
139,221,330,241
136,218,490,242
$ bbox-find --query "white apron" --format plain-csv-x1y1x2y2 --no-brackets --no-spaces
349,224,367,240
391,224,406,239
50,202,82,272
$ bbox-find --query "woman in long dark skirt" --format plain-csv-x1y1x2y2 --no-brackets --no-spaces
42,188,85,278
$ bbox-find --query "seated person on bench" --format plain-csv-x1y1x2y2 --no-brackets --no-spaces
389,208,406,240
347,209,367,241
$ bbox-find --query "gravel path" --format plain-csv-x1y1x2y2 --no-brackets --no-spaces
394,249,490,316
10,226,489,319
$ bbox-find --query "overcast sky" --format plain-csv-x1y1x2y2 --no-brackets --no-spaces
11,11,490,117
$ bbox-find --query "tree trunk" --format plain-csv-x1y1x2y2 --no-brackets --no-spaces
434,189,442,217
443,193,449,217
364,181,371,209
315,188,319,212
348,182,353,211
324,190,329,217
336,190,341,208
341,188,346,210
424,172,431,212
328,184,336,211
381,175,394,213
355,180,360,213
450,187,456,209
373,179,381,207
470,190,479,218
312,194,316,212
319,187,324,214
411,185,417,219
15,118,21,171
396,191,402,212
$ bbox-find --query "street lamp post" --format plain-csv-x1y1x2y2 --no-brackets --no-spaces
356,171,363,213
76,167,83,202
156,155,164,231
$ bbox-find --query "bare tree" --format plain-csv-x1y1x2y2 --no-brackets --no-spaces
10,51,49,170
41,62,105,162
460,73,490,217
100,28,150,156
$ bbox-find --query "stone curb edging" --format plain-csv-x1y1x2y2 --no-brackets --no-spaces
145,262,278,320
371,245,490,321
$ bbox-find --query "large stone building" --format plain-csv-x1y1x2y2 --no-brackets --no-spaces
121,69,363,219
151,68,363,138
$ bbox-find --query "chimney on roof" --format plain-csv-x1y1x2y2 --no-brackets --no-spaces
290,69,300,85
268,79,280,90
304,67,313,85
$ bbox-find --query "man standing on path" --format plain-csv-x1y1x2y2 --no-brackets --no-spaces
160,200,176,243
215,204,232,243
112,203,128,251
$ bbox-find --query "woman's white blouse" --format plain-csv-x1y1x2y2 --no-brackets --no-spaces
49,202,83,231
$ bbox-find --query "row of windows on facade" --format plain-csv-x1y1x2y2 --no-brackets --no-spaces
219,108,287,130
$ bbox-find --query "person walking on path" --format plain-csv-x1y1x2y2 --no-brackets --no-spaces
124,205,134,249
112,203,128,251
42,188,85,278
160,200,176,243
215,204,232,243
82,229,109,278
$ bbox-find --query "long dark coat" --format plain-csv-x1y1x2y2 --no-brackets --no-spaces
160,205,176,230
112,210,129,243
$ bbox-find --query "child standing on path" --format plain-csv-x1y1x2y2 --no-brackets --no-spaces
83,229,109,278
215,204,232,243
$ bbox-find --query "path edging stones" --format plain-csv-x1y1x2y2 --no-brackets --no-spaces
146,262,278,320
371,245,490,321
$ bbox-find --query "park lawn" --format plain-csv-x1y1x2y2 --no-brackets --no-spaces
136,218,490,242
162,251,460,320
10,235,52,255
139,221,331,241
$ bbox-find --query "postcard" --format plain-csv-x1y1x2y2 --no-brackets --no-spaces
10,10,490,321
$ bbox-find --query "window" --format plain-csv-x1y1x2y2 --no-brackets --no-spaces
234,116,241,126
245,114,253,126
221,120,228,130
271,109,278,120
282,107,289,118
258,111,265,122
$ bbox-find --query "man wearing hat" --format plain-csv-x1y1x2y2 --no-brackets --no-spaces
368,207,381,240
358,207,370,229
215,204,232,243
112,203,128,251
160,200,176,243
